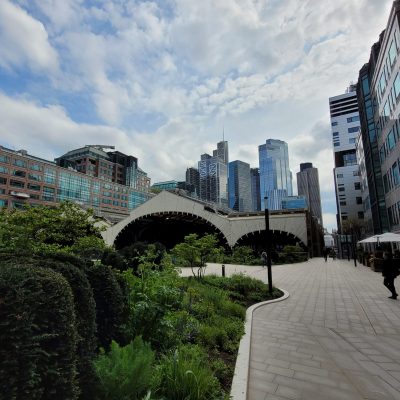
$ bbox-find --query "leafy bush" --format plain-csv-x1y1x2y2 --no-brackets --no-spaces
278,245,308,263
94,338,155,400
153,345,222,400
38,258,98,400
123,262,183,350
0,264,78,399
85,263,127,350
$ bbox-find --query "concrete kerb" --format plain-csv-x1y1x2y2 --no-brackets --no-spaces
230,289,290,400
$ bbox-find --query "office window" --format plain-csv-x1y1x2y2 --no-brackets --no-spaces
337,173,343,178
340,201,346,206
349,138,356,144
389,40,397,67
356,197,362,204
394,74,400,99
387,129,396,150
338,187,345,192
13,159,26,168
10,180,25,188
29,173,42,181
0,177,7,185
30,164,42,171
342,216,348,221
354,182,361,190
27,183,41,191
0,166,8,174
393,162,400,186
348,127,359,134
347,116,360,123
331,121,338,126
13,170,26,178
334,142,340,147
0,155,9,163
332,132,339,137
358,211,364,219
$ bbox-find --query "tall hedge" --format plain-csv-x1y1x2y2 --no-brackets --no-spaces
85,263,127,350
0,264,78,399
39,259,98,400
0,253,98,399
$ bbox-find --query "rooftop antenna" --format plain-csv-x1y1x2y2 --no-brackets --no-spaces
222,124,225,142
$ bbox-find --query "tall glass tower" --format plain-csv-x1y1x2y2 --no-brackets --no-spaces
297,162,323,225
258,139,293,210
198,141,229,207
228,160,252,212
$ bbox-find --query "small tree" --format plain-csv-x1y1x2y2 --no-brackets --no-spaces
172,234,222,279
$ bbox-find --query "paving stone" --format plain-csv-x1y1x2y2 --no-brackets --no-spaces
204,259,400,399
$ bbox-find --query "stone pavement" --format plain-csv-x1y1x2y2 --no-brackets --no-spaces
187,259,400,400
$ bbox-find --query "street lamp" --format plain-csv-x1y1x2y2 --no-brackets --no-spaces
264,196,273,294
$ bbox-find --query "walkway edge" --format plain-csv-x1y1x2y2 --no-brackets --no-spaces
230,289,290,400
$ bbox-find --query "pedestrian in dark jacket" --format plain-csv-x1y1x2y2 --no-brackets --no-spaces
382,252,399,299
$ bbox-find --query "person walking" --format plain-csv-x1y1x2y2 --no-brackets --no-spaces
261,251,267,268
323,247,329,262
382,252,399,299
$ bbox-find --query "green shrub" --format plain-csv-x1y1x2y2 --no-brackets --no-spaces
94,337,154,400
123,265,183,350
85,263,127,350
39,258,98,400
0,264,78,399
153,345,222,400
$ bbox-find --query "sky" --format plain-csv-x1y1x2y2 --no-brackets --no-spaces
0,0,394,232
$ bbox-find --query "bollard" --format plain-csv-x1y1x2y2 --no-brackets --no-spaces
222,264,225,277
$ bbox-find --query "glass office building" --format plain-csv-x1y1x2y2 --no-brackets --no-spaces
297,162,323,225
258,139,293,210
0,146,151,222
357,2,400,234
228,160,252,212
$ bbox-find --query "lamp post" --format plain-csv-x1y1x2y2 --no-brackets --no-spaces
350,224,357,267
264,196,273,294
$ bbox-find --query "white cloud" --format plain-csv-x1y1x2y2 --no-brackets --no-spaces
0,0,58,72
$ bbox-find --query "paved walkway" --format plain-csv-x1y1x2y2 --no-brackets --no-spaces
187,259,400,400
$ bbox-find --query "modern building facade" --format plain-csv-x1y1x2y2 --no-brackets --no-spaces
228,160,252,212
198,141,228,208
250,168,261,211
281,195,307,210
329,86,364,232
0,146,152,222
357,1,400,234
185,167,200,197
55,145,151,192
297,162,323,225
258,139,293,210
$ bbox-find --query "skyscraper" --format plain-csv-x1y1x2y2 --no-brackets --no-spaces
297,162,323,225
228,160,252,212
357,2,399,235
198,141,228,207
329,85,364,232
250,168,261,211
185,167,200,197
258,139,293,210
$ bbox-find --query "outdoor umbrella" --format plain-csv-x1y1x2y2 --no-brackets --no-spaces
358,232,400,244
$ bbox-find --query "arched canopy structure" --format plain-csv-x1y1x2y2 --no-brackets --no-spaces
102,191,308,249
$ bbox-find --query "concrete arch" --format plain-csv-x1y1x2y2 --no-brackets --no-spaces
102,191,308,248
103,191,232,247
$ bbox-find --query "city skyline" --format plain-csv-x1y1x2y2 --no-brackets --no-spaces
0,0,394,232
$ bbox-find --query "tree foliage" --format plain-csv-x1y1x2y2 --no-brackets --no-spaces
0,201,106,254
172,234,223,279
